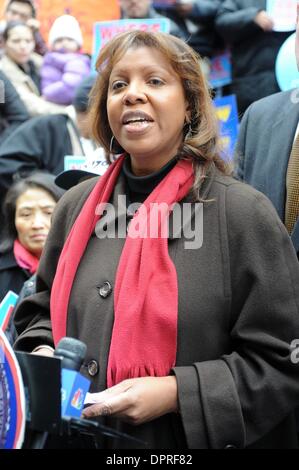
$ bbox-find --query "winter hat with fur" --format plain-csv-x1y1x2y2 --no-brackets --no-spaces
48,15,83,48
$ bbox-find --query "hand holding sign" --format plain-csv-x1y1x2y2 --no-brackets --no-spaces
254,10,274,32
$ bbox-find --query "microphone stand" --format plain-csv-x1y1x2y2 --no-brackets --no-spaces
61,417,146,447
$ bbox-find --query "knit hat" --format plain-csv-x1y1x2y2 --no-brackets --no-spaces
48,15,83,48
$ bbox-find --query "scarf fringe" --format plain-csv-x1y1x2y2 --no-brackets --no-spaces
107,363,174,387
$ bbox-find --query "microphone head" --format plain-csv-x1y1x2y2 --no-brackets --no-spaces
54,337,87,371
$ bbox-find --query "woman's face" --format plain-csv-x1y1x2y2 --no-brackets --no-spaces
5,25,35,65
15,187,56,258
107,46,189,175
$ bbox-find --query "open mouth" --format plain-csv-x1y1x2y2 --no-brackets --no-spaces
122,111,154,126
123,118,153,128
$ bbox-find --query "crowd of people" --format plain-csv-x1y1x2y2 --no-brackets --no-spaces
1,0,299,450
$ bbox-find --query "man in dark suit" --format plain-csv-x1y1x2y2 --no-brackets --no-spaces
235,3,299,254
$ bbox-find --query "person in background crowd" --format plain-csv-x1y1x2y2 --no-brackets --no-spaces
156,0,222,68
0,172,63,303
0,21,67,116
120,0,185,39
0,0,47,56
41,15,91,106
0,69,29,144
235,3,299,255
0,74,98,213
215,0,294,115
13,30,299,449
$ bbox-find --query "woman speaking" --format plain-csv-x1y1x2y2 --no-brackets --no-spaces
14,31,299,449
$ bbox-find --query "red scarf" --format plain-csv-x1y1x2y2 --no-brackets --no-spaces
13,239,39,274
51,155,194,386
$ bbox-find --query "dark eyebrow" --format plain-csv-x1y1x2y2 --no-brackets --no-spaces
111,64,172,76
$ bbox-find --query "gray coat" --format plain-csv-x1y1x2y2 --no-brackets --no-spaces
14,167,299,448
235,90,299,253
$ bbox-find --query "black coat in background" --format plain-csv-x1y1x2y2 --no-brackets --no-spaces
0,71,29,144
0,113,84,239
157,0,222,58
0,250,30,302
0,114,73,200
0,250,32,345
215,0,292,115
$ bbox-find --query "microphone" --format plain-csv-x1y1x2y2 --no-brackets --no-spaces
54,337,87,371
54,337,91,419
14,342,145,448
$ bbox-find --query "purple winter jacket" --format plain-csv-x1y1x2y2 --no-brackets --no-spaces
41,51,91,105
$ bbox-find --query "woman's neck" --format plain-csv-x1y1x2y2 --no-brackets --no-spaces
122,155,178,204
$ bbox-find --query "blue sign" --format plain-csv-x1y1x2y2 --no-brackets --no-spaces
0,291,19,332
0,330,25,448
92,18,170,70
276,33,299,91
61,369,90,419
214,95,239,160
64,156,86,171
210,51,232,89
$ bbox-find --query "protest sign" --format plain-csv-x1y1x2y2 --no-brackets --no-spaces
214,95,239,160
209,51,232,89
0,291,19,332
0,0,121,54
92,18,170,70
266,0,297,32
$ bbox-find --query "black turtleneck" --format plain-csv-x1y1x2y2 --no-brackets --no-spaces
122,156,178,205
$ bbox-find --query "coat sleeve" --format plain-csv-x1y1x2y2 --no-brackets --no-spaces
190,0,220,20
0,71,29,128
0,115,71,203
215,0,262,43
17,84,67,117
173,185,299,448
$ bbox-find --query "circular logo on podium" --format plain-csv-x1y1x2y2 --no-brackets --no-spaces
0,331,25,449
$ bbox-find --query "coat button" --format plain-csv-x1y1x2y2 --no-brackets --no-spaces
98,281,112,298
87,360,99,377
224,444,237,449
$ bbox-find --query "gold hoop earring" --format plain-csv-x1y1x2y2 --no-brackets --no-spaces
109,134,125,155
184,123,193,141
109,135,115,154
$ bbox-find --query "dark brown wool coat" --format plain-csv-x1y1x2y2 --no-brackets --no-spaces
14,168,299,449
